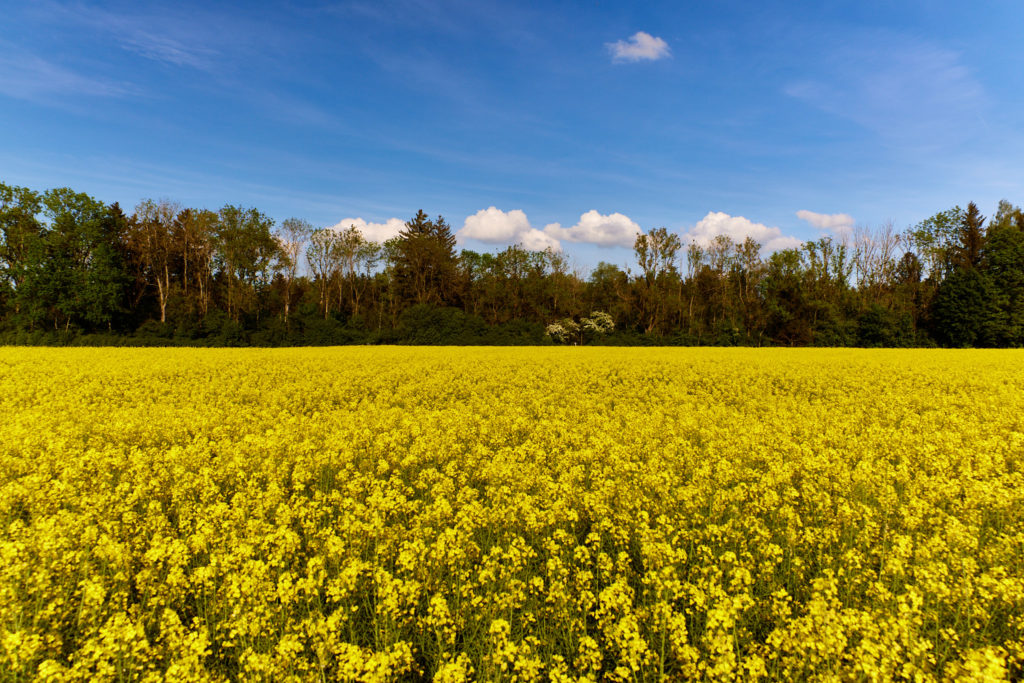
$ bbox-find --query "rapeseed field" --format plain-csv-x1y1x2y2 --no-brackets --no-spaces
1,347,1022,682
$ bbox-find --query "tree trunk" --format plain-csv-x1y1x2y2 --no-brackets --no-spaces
157,277,167,323
284,278,291,320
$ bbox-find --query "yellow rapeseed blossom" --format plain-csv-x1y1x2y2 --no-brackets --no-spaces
1,347,1023,681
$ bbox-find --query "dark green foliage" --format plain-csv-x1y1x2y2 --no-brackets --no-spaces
13,189,129,331
759,249,813,346
956,202,986,270
397,304,488,345
0,182,44,316
931,268,1002,347
982,220,1024,345
393,211,459,307
856,305,915,347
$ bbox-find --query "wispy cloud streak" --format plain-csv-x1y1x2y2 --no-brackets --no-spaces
0,50,132,103
784,35,986,147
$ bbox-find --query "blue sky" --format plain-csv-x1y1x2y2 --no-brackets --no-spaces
2,0,1023,268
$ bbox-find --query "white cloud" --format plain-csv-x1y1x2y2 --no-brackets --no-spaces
543,210,641,248
460,207,530,242
330,217,406,243
459,207,561,251
607,31,671,63
685,211,802,253
796,210,855,236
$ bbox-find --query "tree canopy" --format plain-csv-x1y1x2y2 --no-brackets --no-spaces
2,179,1023,347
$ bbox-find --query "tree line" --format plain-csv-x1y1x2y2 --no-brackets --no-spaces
2,180,1023,347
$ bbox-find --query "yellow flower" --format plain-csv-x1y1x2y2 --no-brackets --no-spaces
0,347,1021,681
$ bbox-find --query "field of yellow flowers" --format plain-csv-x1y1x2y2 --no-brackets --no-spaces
1,347,1023,682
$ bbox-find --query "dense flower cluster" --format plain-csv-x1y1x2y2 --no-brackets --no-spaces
1,348,1023,681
